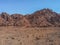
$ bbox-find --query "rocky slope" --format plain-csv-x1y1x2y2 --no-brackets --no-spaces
0,8,60,27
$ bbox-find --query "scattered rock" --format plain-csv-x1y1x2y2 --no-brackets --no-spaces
0,8,60,27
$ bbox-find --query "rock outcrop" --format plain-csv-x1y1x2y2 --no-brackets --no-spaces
0,8,60,27
25,8,60,27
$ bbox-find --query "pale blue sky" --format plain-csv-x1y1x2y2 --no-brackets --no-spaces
0,0,60,14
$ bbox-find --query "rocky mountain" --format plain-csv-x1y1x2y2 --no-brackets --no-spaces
0,8,60,27
25,8,60,27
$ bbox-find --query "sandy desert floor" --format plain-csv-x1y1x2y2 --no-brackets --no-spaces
0,26,60,45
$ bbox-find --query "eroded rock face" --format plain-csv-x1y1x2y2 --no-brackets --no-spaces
0,8,60,27
25,8,60,27
0,13,31,27
0,15,5,26
11,14,31,27
1,12,14,26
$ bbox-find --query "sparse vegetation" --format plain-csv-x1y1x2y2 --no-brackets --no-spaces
0,27,59,45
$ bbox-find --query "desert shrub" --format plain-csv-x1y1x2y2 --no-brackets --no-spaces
35,37,40,40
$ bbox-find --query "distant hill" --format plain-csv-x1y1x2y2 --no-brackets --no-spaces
0,8,60,27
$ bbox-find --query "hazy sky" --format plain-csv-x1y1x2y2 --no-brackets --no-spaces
0,0,60,14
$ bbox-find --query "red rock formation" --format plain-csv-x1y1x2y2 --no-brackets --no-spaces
25,8,60,27
11,14,31,27
0,8,60,27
